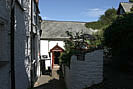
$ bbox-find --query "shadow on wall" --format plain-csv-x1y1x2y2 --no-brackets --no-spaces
84,57,133,89
103,57,133,89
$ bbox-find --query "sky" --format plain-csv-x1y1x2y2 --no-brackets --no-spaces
39,0,128,22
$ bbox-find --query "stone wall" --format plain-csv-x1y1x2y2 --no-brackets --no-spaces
0,0,11,89
64,50,103,89
0,0,41,89
14,3,30,89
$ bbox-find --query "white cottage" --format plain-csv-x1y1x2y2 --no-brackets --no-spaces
40,38,65,72
40,20,95,73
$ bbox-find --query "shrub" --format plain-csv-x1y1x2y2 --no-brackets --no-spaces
104,13,133,71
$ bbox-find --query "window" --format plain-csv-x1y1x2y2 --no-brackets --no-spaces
34,15,37,25
32,1,37,13
120,8,124,15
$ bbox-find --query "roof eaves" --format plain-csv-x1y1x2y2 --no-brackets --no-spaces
120,3,127,12
120,2,133,12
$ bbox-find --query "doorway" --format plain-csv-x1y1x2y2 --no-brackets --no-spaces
50,44,64,68
40,60,46,75
54,51,61,65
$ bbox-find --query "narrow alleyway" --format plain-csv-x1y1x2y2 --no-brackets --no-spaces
34,65,66,89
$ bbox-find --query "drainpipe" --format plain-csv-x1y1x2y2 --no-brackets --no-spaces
30,0,33,87
10,0,15,89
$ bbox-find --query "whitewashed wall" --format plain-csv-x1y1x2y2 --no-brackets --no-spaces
40,40,65,69
40,40,49,56
41,40,65,55
49,41,65,50
65,50,103,89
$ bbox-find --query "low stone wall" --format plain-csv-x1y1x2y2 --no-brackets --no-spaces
64,50,103,89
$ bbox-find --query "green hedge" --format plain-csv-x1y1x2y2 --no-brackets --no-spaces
104,13,133,70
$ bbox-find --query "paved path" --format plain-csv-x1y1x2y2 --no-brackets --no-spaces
34,66,66,89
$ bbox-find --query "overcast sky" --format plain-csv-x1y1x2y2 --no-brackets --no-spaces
39,0,128,22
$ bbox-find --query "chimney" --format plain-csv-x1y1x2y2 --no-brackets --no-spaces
129,0,133,3
35,0,39,5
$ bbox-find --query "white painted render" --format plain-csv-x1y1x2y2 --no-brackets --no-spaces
49,41,65,50
40,40,65,70
41,40,65,55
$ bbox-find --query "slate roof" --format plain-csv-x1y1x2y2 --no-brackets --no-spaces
41,20,97,39
120,2,133,12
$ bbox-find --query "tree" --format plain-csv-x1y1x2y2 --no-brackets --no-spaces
129,0,133,2
104,13,133,71
85,8,117,30
103,8,117,23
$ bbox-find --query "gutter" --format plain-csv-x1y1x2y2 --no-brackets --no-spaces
10,0,15,89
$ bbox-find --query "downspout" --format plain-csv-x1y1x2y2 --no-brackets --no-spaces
30,0,33,87
10,0,15,89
